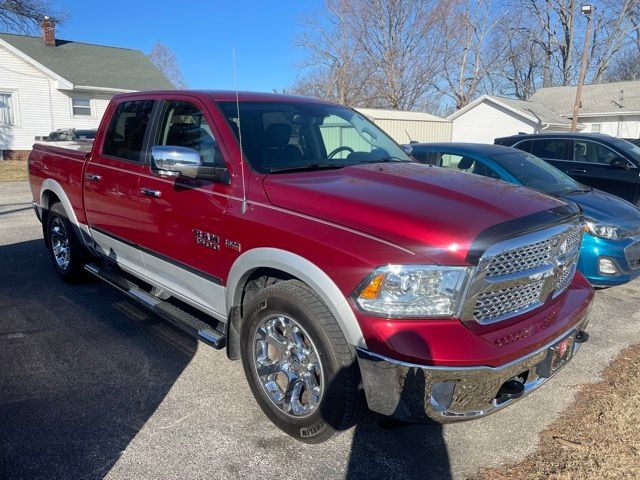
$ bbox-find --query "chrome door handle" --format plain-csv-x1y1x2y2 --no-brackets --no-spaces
140,188,161,198
570,168,587,174
85,173,102,182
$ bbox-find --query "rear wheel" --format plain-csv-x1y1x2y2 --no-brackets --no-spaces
46,203,88,282
240,280,363,443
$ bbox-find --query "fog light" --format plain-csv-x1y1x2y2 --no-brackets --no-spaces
599,258,618,275
430,381,456,411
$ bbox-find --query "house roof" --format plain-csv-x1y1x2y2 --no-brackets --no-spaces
0,33,174,91
529,80,640,116
447,95,574,127
356,108,450,123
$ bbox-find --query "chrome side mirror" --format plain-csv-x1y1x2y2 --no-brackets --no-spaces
151,145,202,178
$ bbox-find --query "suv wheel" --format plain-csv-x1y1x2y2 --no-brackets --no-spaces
240,280,363,443
46,203,88,281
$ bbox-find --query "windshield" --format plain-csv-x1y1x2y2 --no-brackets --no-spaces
489,150,584,194
607,137,640,164
217,101,411,173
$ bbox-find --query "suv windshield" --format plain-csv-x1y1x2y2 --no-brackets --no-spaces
489,149,584,195
217,101,411,173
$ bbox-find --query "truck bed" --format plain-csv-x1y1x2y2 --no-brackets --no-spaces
29,141,90,225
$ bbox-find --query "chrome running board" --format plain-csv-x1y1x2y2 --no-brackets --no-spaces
85,263,226,349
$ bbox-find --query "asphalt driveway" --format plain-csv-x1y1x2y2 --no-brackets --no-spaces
1,181,639,480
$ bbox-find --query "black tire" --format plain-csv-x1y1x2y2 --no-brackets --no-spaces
46,203,88,282
240,280,363,443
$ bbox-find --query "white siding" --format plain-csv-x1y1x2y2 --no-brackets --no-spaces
580,115,640,139
50,89,112,131
0,44,115,151
451,100,538,143
0,45,53,150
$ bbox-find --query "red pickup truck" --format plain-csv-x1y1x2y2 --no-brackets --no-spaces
29,90,593,442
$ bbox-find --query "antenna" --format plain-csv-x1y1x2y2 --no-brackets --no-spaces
233,49,248,214
405,129,413,143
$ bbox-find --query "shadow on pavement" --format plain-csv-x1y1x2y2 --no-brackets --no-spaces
343,335,451,479
0,239,196,480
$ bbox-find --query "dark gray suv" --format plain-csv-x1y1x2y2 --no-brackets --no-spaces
495,133,640,207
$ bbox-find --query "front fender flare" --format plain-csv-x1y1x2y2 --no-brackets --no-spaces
226,247,366,349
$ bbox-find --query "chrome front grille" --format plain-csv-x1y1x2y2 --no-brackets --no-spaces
473,280,545,322
462,221,583,325
486,239,552,276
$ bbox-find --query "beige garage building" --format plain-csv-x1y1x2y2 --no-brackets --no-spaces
356,108,452,144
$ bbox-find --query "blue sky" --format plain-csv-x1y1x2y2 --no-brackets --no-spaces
55,0,323,91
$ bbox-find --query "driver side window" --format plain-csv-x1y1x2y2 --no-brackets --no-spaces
154,100,226,167
574,140,626,166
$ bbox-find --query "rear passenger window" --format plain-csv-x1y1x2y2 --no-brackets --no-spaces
102,100,154,161
154,100,226,167
530,139,572,161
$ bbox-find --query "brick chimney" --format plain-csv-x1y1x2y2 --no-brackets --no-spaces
41,16,55,47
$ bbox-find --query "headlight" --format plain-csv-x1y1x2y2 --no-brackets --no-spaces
353,265,470,317
584,218,631,240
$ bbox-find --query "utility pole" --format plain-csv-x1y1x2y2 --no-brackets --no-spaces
571,5,594,132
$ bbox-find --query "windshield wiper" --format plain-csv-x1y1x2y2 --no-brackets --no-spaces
562,187,593,195
268,163,346,173
355,156,415,165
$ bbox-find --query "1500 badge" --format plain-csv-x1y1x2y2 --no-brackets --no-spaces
193,229,219,250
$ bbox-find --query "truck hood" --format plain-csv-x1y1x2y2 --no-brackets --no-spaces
263,163,566,264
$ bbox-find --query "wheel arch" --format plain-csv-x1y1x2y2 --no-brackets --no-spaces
226,248,366,349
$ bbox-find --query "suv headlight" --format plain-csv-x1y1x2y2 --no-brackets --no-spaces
353,265,470,317
584,218,631,240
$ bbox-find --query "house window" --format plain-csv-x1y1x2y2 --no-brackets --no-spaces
0,92,15,125
591,123,601,133
72,97,92,116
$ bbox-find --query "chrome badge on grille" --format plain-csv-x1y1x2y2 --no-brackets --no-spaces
461,222,583,325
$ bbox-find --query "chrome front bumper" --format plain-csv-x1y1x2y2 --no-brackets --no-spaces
357,315,590,423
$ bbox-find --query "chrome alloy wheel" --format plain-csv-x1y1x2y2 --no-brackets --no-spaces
50,217,71,271
253,315,324,418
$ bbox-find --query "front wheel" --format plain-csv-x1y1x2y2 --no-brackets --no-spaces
46,203,88,282
240,280,363,443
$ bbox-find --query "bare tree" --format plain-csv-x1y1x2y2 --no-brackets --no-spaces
293,0,450,110
348,0,451,110
493,19,544,99
606,48,640,81
0,0,64,33
293,0,375,106
147,42,187,89
436,0,506,108
588,0,640,83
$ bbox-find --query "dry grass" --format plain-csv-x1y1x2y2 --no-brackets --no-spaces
474,345,640,480
0,161,28,182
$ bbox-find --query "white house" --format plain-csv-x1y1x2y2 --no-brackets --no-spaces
528,81,640,138
448,80,640,143
0,19,173,160
447,95,576,144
